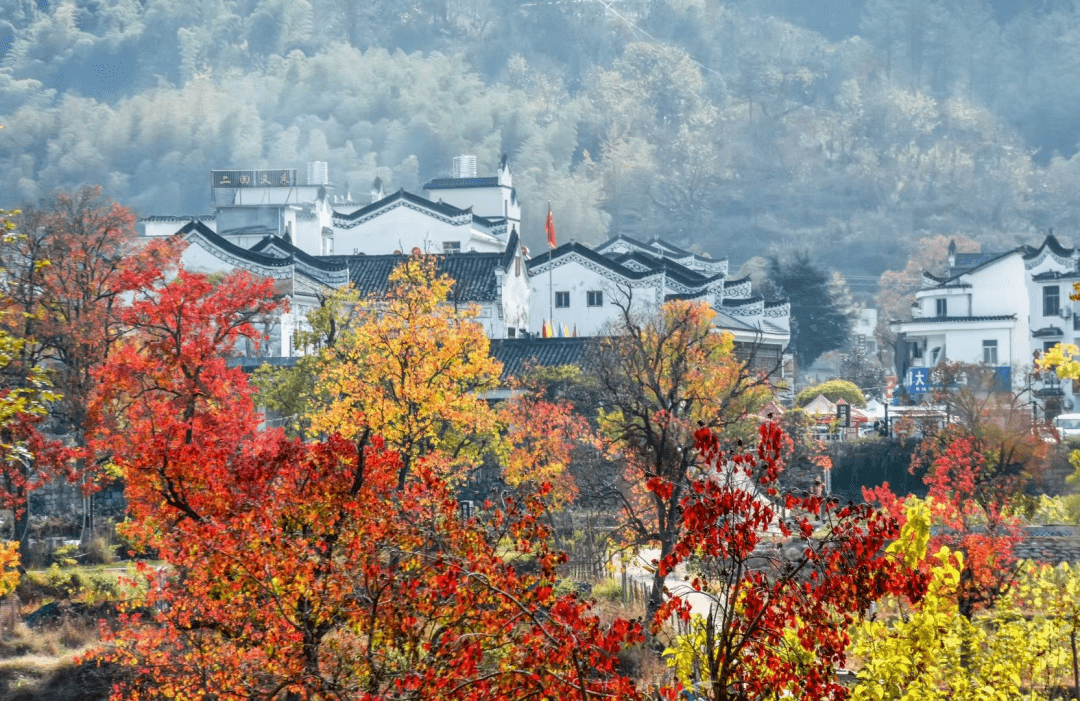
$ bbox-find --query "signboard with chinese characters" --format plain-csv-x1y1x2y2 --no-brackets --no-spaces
907,367,930,395
836,403,851,427
212,169,297,188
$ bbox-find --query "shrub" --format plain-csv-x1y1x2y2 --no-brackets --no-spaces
796,379,866,408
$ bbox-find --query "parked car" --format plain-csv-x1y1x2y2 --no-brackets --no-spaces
1053,413,1080,439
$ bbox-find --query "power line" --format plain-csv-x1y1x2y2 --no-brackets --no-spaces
589,0,727,80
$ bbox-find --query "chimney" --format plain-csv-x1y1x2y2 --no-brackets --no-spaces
452,155,477,178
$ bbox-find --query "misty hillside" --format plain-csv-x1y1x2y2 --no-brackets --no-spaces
2,0,1080,277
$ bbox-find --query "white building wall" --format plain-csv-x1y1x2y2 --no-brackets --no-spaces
501,254,530,337
530,259,658,336
967,255,1029,366
425,186,519,225
333,207,501,255
945,327,1015,365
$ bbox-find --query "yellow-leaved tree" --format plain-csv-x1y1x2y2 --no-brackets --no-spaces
852,500,1080,700
310,255,504,489
0,207,58,575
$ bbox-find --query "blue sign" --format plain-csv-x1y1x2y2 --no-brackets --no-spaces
994,366,1012,392
908,367,930,395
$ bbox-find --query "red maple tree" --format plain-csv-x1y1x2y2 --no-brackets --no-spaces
89,267,643,700
865,362,1040,618
653,421,928,701
0,186,177,542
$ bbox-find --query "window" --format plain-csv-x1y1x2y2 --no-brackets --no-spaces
507,327,516,338
587,291,603,307
982,340,998,365
1045,285,1061,316
555,291,570,308
1046,341,1060,353
935,298,947,317
443,241,461,254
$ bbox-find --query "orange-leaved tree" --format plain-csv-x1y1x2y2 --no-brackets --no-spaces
0,186,178,541
310,255,503,489
499,391,594,509
89,266,645,700
590,298,773,625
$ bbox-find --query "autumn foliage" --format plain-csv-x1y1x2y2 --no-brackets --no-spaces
656,421,927,701
74,255,950,700
89,264,643,700
591,298,772,622
311,256,503,489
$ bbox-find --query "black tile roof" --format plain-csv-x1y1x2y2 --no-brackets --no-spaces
346,229,518,302
596,234,724,266
1023,234,1075,261
951,251,1003,271
665,291,710,302
648,238,695,258
250,235,349,272
926,249,1021,282
489,337,591,379
176,221,293,268
1033,326,1065,338
608,251,721,287
906,315,1016,323
527,242,658,281
724,276,751,288
333,189,469,224
1033,270,1080,281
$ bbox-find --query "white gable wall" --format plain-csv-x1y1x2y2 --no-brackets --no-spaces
426,185,519,225
530,257,659,336
333,206,502,255
501,252,530,337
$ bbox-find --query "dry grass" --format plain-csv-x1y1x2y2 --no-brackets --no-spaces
0,617,106,700
0,564,126,700
0,617,101,662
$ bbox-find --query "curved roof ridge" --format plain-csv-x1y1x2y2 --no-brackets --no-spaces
1023,233,1075,261
333,189,470,223
176,221,291,268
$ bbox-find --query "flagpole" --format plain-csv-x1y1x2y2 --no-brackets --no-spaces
547,201,553,334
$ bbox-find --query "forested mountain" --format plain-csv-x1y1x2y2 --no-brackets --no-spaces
3,0,1080,277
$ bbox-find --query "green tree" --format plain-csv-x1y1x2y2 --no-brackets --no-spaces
796,379,866,408
771,252,853,370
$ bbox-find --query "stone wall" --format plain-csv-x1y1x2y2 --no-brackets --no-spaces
26,479,126,533
1016,526,1080,564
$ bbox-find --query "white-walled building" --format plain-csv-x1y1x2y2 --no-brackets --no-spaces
527,234,791,370
142,165,341,257
894,235,1079,414
175,220,348,356
331,189,510,256
174,220,528,350
142,156,789,372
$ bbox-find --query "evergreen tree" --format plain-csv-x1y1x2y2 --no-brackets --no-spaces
770,252,852,370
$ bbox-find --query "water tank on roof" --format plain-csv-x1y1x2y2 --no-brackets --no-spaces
452,155,477,178
307,161,329,186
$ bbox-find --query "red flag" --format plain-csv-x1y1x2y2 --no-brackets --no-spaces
545,204,556,249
